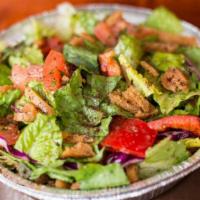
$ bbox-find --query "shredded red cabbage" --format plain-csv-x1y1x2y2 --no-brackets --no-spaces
103,151,143,167
0,136,31,161
157,130,196,141
185,58,200,80
63,161,78,170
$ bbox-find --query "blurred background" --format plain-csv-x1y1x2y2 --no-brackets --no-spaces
0,0,199,30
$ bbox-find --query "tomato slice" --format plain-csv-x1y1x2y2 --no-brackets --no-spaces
102,118,157,158
43,50,69,91
99,50,121,76
94,22,116,46
148,115,200,135
38,36,64,57
11,65,43,91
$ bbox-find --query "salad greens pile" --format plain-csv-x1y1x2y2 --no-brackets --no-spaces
0,4,200,190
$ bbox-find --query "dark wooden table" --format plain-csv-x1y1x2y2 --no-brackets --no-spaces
0,0,200,200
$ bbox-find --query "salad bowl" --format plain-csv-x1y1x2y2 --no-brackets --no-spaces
0,3,200,200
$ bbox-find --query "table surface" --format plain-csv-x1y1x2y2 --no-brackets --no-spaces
0,0,200,200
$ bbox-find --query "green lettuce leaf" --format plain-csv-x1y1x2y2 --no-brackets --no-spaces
0,89,21,117
54,70,92,134
25,20,55,44
83,39,105,54
139,138,189,179
115,34,143,67
74,163,129,189
63,44,99,74
144,7,183,34
95,117,112,144
8,46,43,67
55,70,119,139
100,102,132,118
154,90,200,114
84,74,121,105
30,166,74,182
0,150,35,179
171,95,200,115
54,70,103,135
150,52,185,72
181,138,200,148
72,11,98,35
0,64,12,85
14,95,30,112
118,54,161,97
28,81,56,108
179,47,200,67
31,163,129,190
15,113,62,166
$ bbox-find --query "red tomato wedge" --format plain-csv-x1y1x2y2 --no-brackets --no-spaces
148,115,200,135
102,118,157,157
43,50,69,91
99,50,121,76
0,124,19,145
38,36,64,57
94,22,116,46
11,65,43,91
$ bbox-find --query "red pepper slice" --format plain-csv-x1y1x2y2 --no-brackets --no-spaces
102,118,157,158
43,50,69,91
148,115,200,135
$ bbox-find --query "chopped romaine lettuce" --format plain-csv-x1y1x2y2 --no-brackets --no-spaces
14,94,30,112
15,113,62,166
0,64,12,85
144,7,183,34
81,145,105,163
115,34,143,67
154,90,200,114
100,102,132,118
139,138,189,179
25,20,55,44
74,163,129,189
181,138,200,148
83,39,105,54
30,166,74,183
119,54,161,97
0,89,21,117
0,150,35,179
63,44,99,74
179,47,200,67
8,46,43,67
85,74,121,103
54,70,119,138
172,95,200,116
95,117,112,144
31,163,129,189
28,81,56,108
72,11,98,35
151,52,185,72
54,70,100,135
54,69,88,132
